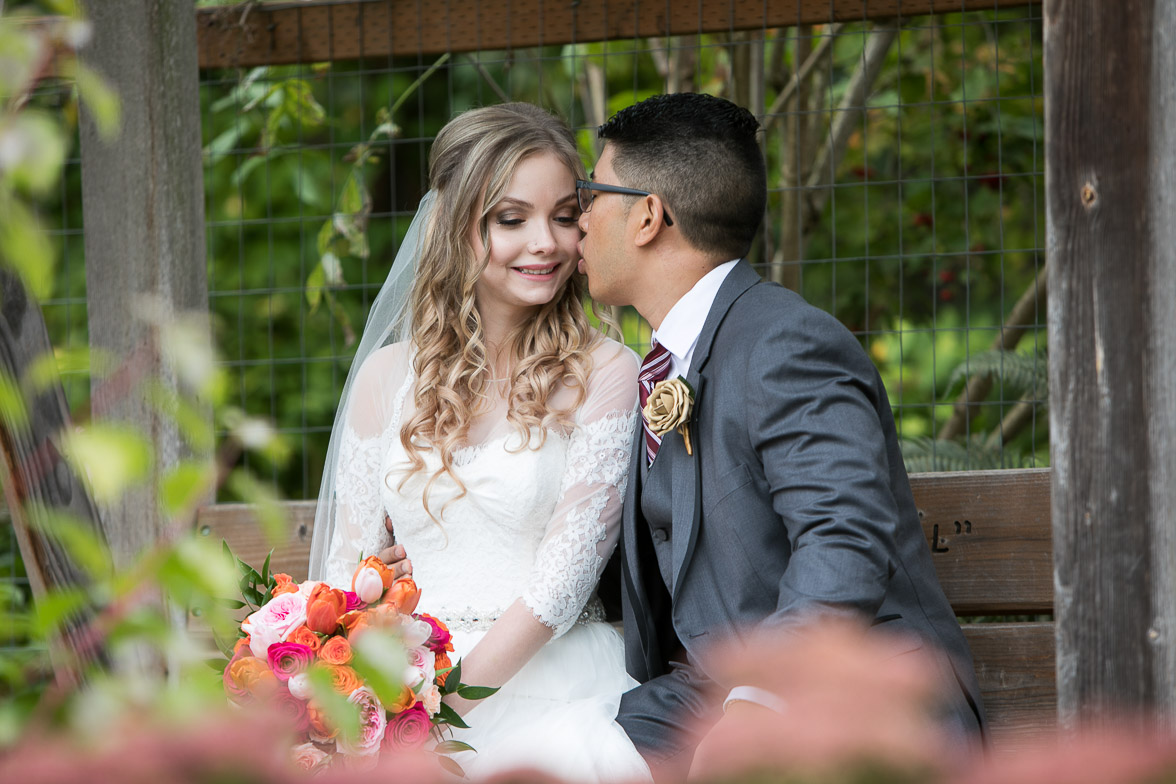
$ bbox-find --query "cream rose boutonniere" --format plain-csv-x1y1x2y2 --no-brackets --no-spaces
643,376,695,455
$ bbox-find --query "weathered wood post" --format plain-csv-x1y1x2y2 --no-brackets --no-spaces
77,1,210,567
1046,0,1176,727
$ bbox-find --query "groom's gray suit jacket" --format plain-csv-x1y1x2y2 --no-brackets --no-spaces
616,260,985,757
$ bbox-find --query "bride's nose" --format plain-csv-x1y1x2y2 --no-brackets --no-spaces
527,223,557,255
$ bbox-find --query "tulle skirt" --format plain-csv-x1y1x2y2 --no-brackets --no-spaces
446,621,652,783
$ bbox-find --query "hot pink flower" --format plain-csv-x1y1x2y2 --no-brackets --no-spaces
383,703,431,751
266,641,314,681
343,591,364,612
242,591,308,659
414,613,453,654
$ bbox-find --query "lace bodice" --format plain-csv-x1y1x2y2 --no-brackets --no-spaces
323,338,638,639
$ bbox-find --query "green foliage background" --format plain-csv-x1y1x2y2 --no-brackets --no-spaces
33,6,1047,504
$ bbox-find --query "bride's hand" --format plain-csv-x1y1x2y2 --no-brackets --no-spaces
378,515,413,578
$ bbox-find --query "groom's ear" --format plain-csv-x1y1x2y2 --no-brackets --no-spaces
633,195,671,247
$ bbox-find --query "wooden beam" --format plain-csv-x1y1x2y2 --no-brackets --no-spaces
1046,0,1176,727
0,270,107,682
196,0,1038,69
79,0,212,568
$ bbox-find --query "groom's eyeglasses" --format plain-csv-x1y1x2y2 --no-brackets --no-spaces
576,180,674,227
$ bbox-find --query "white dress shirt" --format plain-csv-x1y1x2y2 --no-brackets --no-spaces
649,259,739,377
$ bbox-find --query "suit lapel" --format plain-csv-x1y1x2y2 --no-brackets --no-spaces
670,259,761,600
621,414,651,652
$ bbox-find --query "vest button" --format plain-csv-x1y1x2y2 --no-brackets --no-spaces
652,528,669,542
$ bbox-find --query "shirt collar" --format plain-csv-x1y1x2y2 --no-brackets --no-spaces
651,259,740,365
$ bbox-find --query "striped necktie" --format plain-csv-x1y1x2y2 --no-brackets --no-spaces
638,341,673,464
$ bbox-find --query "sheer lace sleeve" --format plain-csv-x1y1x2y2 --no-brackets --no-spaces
322,344,412,588
520,340,639,637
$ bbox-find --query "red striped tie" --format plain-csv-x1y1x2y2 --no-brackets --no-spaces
638,342,673,464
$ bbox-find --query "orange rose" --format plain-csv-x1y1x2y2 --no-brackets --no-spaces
287,624,322,653
322,663,363,696
383,577,421,615
388,683,417,713
229,656,279,697
233,635,253,657
305,584,349,634
434,651,452,687
307,702,339,740
271,573,299,596
319,635,353,665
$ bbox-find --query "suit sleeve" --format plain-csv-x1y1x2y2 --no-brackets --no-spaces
747,308,901,626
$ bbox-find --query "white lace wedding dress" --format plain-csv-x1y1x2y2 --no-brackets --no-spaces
322,337,651,783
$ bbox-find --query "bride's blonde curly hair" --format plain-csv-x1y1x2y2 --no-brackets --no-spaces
399,103,601,514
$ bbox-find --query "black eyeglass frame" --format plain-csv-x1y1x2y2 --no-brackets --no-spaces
575,180,674,227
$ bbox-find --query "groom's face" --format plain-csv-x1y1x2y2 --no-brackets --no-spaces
577,145,637,306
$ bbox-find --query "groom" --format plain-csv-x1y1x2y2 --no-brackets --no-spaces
576,93,985,777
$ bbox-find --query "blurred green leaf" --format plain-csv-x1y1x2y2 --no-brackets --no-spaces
0,197,55,300
69,61,121,140
225,469,288,546
24,504,112,581
60,424,153,502
0,368,29,428
307,664,361,743
160,460,215,518
30,585,89,639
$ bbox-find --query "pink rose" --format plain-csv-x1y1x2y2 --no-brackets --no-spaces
242,591,308,659
292,742,330,773
272,686,311,733
415,613,453,654
404,646,435,688
267,641,314,681
383,703,432,751
335,686,386,758
343,591,364,612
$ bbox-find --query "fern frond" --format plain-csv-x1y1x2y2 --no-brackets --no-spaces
900,436,1018,473
944,349,1048,402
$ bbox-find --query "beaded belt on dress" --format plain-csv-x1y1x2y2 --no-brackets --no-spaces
434,596,607,632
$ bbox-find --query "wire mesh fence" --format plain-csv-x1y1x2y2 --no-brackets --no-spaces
5,1,1046,645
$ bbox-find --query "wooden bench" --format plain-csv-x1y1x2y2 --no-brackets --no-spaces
196,467,1055,751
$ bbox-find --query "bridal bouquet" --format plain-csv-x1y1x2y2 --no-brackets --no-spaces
221,554,491,773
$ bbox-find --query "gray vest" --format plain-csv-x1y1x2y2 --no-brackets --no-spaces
640,449,677,591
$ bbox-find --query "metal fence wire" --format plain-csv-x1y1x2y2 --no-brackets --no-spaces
7,1,1046,646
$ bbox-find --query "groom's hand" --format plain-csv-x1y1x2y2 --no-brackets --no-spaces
378,515,412,578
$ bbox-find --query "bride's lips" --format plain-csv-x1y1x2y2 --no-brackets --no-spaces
511,263,560,281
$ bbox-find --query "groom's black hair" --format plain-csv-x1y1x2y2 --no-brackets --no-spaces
597,93,766,260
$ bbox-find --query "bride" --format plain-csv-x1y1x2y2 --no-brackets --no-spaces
307,102,650,782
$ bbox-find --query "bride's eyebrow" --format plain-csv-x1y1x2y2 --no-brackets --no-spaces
498,194,578,208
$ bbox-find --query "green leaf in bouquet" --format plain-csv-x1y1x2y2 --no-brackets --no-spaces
307,664,361,743
436,701,469,730
443,658,463,695
455,685,499,701
436,755,466,778
434,740,476,755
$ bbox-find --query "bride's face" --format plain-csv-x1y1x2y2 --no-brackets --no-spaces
469,152,582,320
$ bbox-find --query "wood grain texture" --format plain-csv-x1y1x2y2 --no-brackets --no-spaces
0,270,107,679
911,468,1052,615
196,0,1038,69
1045,0,1176,723
196,500,316,580
963,622,1056,751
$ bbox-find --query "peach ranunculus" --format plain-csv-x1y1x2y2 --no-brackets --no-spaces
223,646,254,704
321,663,363,696
292,742,330,773
271,573,299,597
420,683,442,716
351,555,394,604
305,583,349,635
228,656,279,698
242,590,308,659
319,635,353,665
383,576,421,615
286,624,322,653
